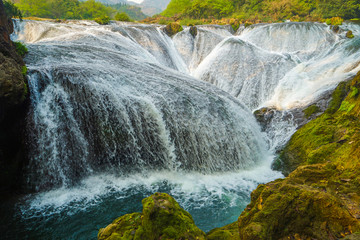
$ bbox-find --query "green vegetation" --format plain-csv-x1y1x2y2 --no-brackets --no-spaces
238,72,360,240
160,0,360,23
303,104,320,118
207,222,240,240
347,30,355,38
98,192,206,240
325,16,344,25
164,22,183,36
14,41,28,57
4,0,22,20
14,0,136,22
94,15,110,25
21,65,28,76
275,74,360,174
114,12,132,22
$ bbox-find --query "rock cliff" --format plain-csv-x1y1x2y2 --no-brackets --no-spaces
0,0,28,194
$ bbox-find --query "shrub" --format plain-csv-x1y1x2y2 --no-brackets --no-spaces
326,17,344,25
4,0,22,20
114,12,132,22
346,30,355,38
94,15,110,25
14,41,28,57
21,65,28,76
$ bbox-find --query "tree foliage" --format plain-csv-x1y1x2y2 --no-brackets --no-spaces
114,12,132,22
162,0,360,21
110,3,147,21
14,0,120,21
4,0,23,20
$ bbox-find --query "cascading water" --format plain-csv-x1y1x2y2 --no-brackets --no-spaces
2,20,360,239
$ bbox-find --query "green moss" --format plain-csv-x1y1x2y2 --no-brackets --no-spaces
207,222,240,240
339,100,355,112
326,17,344,25
326,81,349,114
231,22,240,32
98,193,206,240
164,22,183,36
21,65,27,76
14,41,28,57
261,72,360,239
350,87,359,98
346,30,355,38
303,104,320,118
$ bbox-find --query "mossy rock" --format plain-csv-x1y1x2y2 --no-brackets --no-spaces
238,164,360,240
258,72,360,239
346,30,355,39
98,192,206,240
276,73,360,175
95,15,110,25
189,25,197,38
207,222,240,240
164,22,183,37
303,104,320,118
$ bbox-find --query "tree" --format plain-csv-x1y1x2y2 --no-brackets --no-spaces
114,12,132,22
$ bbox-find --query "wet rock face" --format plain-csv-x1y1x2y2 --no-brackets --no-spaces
0,1,28,194
253,107,276,131
98,193,206,240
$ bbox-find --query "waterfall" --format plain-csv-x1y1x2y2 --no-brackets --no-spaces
194,22,360,111
14,20,268,191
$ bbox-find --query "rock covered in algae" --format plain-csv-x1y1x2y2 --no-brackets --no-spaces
238,72,360,239
164,22,183,37
206,222,240,240
98,192,206,240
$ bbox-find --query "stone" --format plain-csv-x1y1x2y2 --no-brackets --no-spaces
98,192,206,240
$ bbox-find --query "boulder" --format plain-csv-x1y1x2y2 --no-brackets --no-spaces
164,22,183,37
189,25,197,38
346,30,354,38
98,192,206,240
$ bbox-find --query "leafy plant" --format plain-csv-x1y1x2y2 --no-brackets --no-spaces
4,0,23,20
94,15,110,25
114,12,132,22
14,41,28,57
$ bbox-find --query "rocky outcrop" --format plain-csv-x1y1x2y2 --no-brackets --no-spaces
98,192,206,240
0,1,28,194
189,25,197,38
239,72,360,239
164,22,183,37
